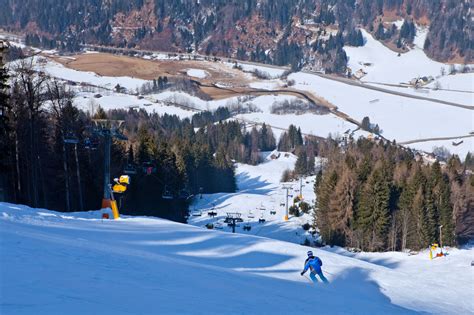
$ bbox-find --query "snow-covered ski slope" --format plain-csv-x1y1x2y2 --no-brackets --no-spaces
1,202,473,315
189,151,318,244
0,203,474,315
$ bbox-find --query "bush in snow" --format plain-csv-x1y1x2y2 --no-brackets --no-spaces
271,99,329,115
280,69,292,79
289,205,300,217
302,223,311,231
205,223,214,229
252,69,272,80
281,169,294,182
432,146,451,162
299,201,311,214
449,64,457,75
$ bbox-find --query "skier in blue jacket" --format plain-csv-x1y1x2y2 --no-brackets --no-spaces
300,251,328,283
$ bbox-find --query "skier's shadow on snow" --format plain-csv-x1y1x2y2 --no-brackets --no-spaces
325,267,427,314
326,249,401,269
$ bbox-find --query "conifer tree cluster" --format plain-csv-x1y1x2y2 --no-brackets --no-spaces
314,138,473,251
278,124,303,152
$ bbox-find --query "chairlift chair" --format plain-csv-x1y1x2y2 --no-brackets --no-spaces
179,189,190,199
84,137,99,150
191,210,202,216
142,161,157,175
84,138,91,149
243,223,251,231
64,132,79,144
162,186,173,200
123,164,137,175
248,209,255,219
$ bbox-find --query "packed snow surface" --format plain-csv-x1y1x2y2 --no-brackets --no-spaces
189,151,318,244
1,202,473,315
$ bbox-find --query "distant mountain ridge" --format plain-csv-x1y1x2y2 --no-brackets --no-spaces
0,0,471,72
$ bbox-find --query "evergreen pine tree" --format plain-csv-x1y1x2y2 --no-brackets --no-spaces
438,176,455,246
328,167,357,246
315,170,338,244
357,168,391,251
294,149,308,176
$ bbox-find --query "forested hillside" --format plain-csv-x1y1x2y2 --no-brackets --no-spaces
0,0,471,73
0,58,286,221
313,138,473,251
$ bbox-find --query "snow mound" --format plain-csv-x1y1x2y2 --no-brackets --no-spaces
186,69,208,78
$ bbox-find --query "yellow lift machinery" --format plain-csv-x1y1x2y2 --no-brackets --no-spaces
109,175,130,219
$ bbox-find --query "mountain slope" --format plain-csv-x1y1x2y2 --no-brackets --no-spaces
1,202,473,314
1,0,470,66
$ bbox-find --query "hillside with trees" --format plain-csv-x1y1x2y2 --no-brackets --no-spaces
313,138,473,251
0,58,284,221
0,0,470,74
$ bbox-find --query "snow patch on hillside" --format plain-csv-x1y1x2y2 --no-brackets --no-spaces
186,68,208,78
38,58,147,90
345,29,451,85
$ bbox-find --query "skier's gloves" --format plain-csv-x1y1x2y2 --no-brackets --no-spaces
300,271,304,276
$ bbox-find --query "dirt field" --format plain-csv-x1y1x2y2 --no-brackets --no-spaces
50,51,339,112
51,52,251,86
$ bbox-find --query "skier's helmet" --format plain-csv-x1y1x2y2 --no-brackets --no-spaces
307,251,313,257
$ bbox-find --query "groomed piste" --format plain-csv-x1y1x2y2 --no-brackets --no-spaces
1,202,472,315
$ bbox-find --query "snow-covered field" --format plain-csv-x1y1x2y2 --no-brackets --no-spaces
344,29,461,86
11,33,471,159
1,202,473,315
73,91,196,118
290,72,472,141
